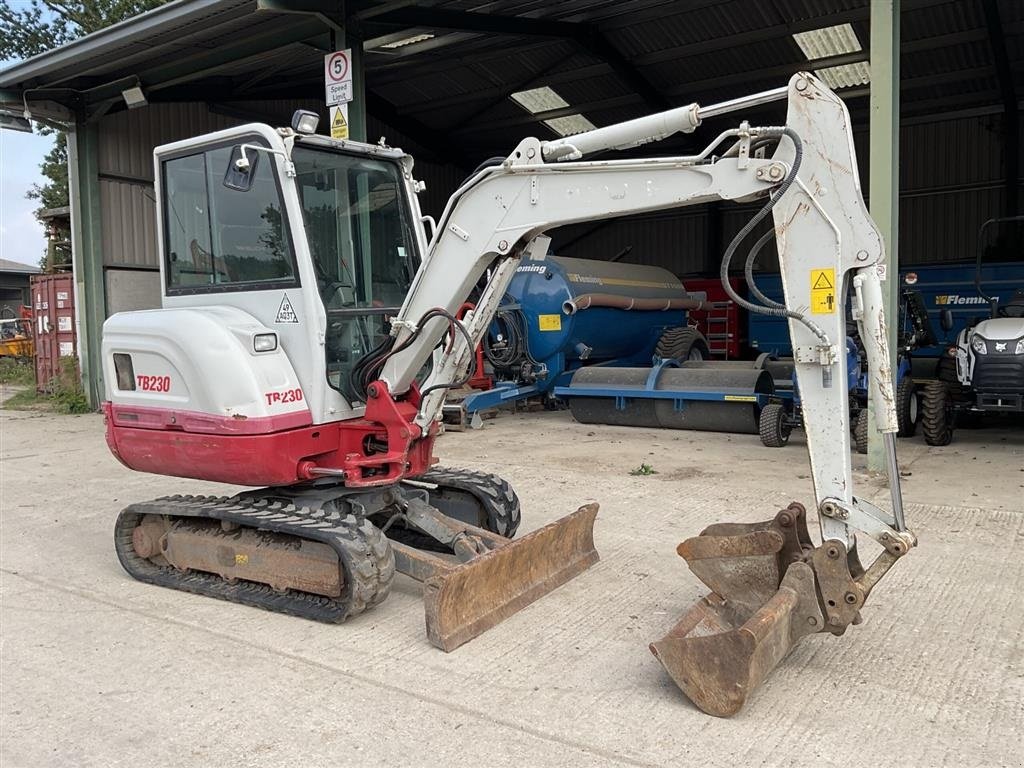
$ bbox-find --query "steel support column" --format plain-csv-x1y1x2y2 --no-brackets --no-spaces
867,0,900,473
67,120,105,407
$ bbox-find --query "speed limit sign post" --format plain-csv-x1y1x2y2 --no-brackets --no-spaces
324,49,353,106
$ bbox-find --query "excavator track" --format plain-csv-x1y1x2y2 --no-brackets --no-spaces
415,466,521,537
114,494,395,622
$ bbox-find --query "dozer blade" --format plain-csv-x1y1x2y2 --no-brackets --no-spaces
419,503,599,652
650,504,825,717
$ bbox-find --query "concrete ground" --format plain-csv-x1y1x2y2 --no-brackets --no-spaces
1,398,1022,767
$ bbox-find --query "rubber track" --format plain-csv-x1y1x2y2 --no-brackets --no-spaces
417,466,521,537
115,495,395,623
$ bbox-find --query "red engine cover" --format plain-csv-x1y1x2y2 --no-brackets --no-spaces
104,381,436,488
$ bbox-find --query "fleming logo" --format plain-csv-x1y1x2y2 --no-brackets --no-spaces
935,294,987,305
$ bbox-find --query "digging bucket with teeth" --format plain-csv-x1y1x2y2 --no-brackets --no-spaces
391,499,600,651
650,503,911,717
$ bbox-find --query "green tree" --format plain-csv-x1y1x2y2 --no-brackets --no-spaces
1,0,168,263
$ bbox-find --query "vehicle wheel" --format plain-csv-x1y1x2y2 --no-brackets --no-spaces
935,354,958,384
758,403,791,447
896,377,919,437
921,380,954,446
655,326,709,362
853,409,869,454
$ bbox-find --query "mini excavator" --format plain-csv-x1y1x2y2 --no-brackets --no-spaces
103,73,914,715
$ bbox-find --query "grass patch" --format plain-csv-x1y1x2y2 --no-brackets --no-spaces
2,387,48,410
629,462,658,476
0,357,35,386
2,358,91,414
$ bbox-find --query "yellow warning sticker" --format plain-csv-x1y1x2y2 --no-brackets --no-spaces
538,314,562,331
724,395,757,402
810,268,836,314
330,104,349,140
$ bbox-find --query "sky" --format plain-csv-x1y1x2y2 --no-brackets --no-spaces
2,20,55,269
0,123,51,267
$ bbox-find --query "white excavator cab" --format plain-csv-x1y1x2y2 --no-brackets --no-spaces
107,120,428,430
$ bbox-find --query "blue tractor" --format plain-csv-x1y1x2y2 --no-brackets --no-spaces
758,287,933,451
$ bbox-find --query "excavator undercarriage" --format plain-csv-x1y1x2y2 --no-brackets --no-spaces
116,469,598,650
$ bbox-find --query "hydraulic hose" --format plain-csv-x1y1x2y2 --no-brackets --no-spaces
743,230,785,310
719,127,829,345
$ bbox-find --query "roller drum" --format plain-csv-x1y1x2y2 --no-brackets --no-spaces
566,366,774,434
567,367,660,428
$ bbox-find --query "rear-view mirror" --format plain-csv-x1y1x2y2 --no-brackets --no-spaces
223,145,257,191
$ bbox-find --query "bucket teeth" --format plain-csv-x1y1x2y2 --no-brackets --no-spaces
650,504,827,717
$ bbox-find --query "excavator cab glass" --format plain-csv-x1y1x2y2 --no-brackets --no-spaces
162,143,297,291
291,145,422,402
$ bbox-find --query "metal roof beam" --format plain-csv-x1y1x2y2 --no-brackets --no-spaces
369,8,670,114
389,64,612,113
136,18,328,94
368,7,581,38
0,0,252,88
575,29,670,111
362,90,475,170
629,0,952,66
452,94,643,135
665,51,869,98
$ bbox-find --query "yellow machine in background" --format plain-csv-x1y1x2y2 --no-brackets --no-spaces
0,308,34,361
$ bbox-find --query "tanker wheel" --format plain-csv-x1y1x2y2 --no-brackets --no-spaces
896,376,919,437
853,409,869,454
921,380,954,446
758,403,791,447
656,326,709,362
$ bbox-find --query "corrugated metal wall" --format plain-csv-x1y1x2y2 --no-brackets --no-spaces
552,111,1023,276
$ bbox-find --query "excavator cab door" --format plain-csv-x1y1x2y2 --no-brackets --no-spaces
154,124,427,424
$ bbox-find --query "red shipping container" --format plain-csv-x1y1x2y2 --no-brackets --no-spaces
31,274,78,393
681,276,746,359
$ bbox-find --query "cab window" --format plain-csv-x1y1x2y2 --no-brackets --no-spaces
162,143,297,292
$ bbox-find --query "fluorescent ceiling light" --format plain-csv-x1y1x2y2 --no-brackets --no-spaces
544,114,596,137
815,62,871,90
379,33,435,49
792,23,862,59
511,86,569,114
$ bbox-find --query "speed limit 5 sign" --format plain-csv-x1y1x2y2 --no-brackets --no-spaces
324,49,353,106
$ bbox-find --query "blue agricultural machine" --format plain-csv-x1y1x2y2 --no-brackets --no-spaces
444,255,786,433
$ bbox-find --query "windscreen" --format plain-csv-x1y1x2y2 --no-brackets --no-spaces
292,146,421,401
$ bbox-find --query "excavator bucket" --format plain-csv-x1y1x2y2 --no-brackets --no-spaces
397,503,599,652
650,504,825,717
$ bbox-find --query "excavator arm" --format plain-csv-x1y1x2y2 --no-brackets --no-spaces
368,72,915,714
380,72,908,547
